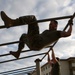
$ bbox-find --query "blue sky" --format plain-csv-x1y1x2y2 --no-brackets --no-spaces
0,0,75,73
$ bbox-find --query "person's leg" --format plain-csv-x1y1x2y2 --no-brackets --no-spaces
10,34,26,59
1,11,25,28
27,16,39,36
1,11,39,34
9,15,39,58
1,11,38,28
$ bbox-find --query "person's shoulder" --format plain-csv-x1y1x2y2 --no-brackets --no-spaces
55,61,60,65
44,30,49,31
56,30,62,33
57,30,61,32
42,30,50,33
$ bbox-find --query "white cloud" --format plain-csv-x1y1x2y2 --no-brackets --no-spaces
63,0,71,7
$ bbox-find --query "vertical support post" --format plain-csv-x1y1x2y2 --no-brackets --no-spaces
35,58,41,75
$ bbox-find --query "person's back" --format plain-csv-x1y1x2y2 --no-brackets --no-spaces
41,30,61,43
51,62,60,75
27,30,61,50
48,48,61,75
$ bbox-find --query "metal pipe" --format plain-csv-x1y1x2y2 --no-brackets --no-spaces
0,52,46,64
0,50,32,57
0,14,73,29
0,41,19,46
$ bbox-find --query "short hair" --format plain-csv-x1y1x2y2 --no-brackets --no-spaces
56,57,60,61
51,20,58,25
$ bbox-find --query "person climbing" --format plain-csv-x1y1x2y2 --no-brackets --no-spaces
48,48,60,75
1,11,73,59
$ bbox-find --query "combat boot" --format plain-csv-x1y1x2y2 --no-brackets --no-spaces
1,11,24,28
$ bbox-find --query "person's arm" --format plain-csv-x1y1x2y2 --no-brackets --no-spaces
60,20,73,37
51,48,58,63
47,51,52,65
48,53,50,62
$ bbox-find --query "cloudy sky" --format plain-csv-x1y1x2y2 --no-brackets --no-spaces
0,0,75,74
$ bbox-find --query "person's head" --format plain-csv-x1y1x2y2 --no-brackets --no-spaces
49,20,58,30
56,57,60,61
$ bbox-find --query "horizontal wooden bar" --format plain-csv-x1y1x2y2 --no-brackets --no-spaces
0,52,46,64
0,14,73,29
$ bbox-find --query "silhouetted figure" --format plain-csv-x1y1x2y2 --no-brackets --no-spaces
48,48,60,75
1,11,73,59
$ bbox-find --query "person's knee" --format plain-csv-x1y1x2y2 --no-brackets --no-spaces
31,15,36,21
21,33,26,37
20,33,27,41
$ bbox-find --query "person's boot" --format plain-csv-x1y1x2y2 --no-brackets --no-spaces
10,51,20,59
1,11,24,28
